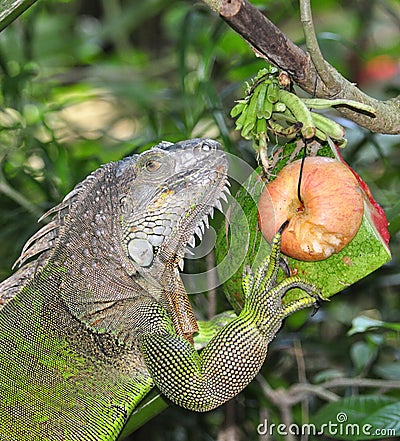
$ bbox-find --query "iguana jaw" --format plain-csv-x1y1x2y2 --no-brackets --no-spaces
122,139,229,275
164,162,230,272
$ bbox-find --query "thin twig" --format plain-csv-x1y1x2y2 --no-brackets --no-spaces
257,376,297,441
293,340,309,441
320,377,400,390
299,0,338,91
258,375,400,407
217,400,240,441
259,407,271,441
257,373,400,432
202,0,400,134
290,383,340,402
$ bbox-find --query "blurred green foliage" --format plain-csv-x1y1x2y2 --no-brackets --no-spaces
0,0,399,440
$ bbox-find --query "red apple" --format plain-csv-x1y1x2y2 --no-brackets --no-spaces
258,157,364,261
332,146,390,246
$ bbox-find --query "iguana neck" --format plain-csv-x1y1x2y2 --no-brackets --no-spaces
51,161,178,341
3,139,227,344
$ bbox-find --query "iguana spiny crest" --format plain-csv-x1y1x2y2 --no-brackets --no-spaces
0,138,323,441
0,138,229,343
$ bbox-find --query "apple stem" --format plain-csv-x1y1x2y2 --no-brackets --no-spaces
278,219,290,234
297,143,307,204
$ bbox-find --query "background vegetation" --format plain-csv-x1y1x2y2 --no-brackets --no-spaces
0,0,399,440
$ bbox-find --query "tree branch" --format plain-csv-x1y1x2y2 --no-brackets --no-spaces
299,0,337,91
203,0,400,134
258,374,400,430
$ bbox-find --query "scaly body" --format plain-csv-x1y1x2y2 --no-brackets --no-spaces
0,139,321,440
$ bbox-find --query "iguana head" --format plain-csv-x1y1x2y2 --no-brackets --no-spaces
7,138,229,324
118,138,229,273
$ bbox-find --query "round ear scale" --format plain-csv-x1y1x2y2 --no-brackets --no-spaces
128,238,154,267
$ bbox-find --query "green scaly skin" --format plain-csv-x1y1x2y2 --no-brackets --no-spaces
140,232,321,411
0,139,321,440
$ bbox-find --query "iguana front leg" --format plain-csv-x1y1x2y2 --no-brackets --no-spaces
139,230,323,412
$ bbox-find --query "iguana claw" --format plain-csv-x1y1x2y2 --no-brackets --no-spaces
243,228,324,324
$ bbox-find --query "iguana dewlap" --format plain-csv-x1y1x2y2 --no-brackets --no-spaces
0,138,320,441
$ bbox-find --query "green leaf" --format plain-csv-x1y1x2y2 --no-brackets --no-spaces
350,341,376,373
386,199,400,235
348,316,400,336
312,395,400,440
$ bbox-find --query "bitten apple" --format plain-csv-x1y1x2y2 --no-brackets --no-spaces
258,157,364,261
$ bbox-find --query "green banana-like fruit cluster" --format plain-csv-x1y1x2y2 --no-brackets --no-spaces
231,67,376,146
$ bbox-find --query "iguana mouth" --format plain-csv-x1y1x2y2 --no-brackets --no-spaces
178,164,230,271
11,139,230,279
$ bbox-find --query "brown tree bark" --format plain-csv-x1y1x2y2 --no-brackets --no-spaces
204,0,400,135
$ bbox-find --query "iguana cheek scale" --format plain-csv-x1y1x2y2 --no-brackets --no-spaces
0,138,321,440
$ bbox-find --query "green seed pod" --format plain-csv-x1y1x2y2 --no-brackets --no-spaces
230,100,247,118
302,98,376,115
245,86,261,124
242,119,256,139
256,116,267,134
266,82,279,103
278,89,316,139
234,104,249,130
314,127,327,141
260,95,273,119
273,102,286,113
256,83,269,119
311,111,345,140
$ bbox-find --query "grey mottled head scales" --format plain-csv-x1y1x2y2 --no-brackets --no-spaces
0,138,230,316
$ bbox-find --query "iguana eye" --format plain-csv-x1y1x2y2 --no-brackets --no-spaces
145,159,161,172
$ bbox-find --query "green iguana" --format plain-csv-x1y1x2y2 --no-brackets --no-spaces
0,138,321,440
